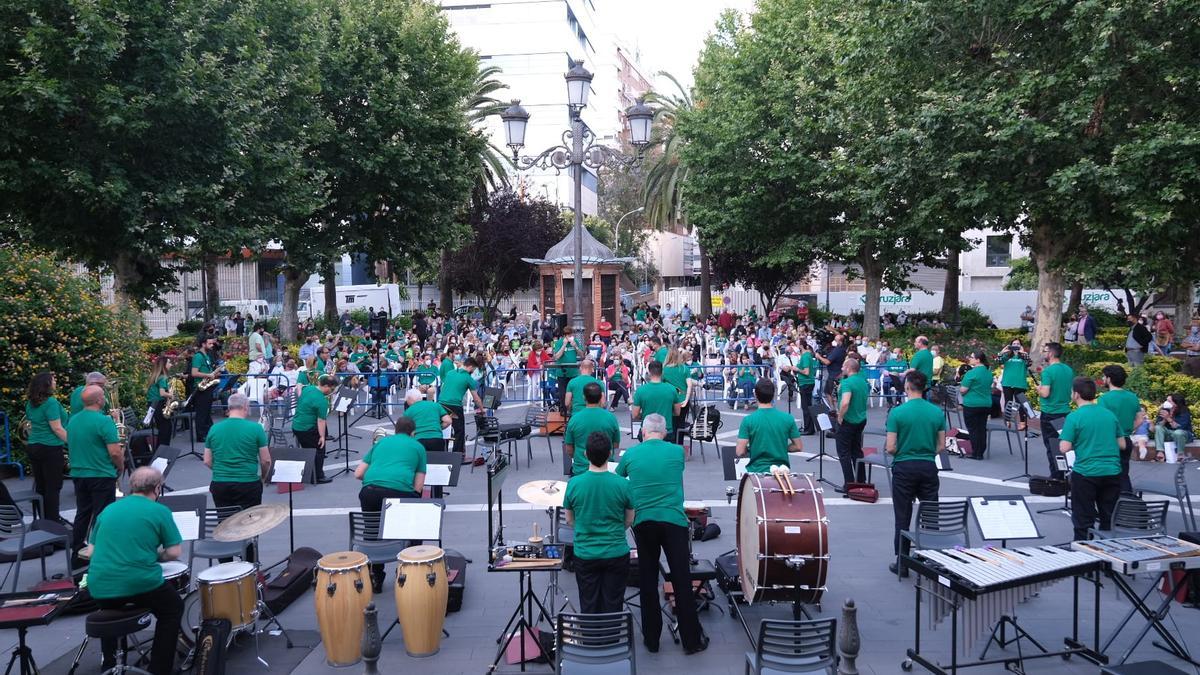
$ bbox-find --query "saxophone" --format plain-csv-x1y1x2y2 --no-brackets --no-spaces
162,377,187,418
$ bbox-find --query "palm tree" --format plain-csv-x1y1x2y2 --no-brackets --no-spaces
642,71,711,319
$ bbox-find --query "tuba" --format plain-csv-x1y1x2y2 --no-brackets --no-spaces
107,380,128,444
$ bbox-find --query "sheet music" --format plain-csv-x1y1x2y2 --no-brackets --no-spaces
970,497,1040,541
734,457,749,479
424,464,452,486
172,511,200,541
817,413,833,431
272,460,306,483
335,396,353,413
150,457,169,474
381,500,443,541
607,462,619,473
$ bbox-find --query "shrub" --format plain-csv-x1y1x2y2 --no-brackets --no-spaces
393,314,413,332
176,319,205,334
957,303,995,331
349,308,371,327
0,247,146,469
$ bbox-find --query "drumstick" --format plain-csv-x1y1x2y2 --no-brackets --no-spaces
956,547,1000,566
985,546,1024,564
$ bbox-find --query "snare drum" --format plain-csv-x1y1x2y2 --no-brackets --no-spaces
684,500,709,527
314,551,372,667
737,472,828,604
197,561,259,631
160,561,191,595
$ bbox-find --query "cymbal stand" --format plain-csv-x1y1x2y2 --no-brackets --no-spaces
251,587,295,668
540,507,575,617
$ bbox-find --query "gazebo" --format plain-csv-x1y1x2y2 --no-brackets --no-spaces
523,228,634,335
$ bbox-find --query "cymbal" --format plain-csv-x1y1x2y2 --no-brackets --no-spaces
517,480,568,508
212,503,289,541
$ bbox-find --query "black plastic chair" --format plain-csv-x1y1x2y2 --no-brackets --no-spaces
555,611,635,674
0,504,71,592
744,617,838,674
1135,459,1196,531
897,500,970,580
1090,497,1169,539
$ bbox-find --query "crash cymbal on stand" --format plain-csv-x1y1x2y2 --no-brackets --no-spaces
212,503,289,541
516,480,568,508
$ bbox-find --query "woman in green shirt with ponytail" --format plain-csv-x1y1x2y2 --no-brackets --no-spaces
959,350,995,460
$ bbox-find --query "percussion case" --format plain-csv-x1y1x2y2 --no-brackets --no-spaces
845,482,879,503
263,546,322,615
445,548,467,613
194,618,232,675
1029,475,1069,497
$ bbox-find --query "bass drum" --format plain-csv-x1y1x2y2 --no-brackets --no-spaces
737,472,828,605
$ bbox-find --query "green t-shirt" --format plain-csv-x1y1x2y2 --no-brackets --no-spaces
838,373,869,425
405,400,446,440
615,438,687,528
999,352,1029,388
88,495,182,599
70,385,110,416
146,376,169,405
1099,389,1141,438
206,417,268,483
910,348,934,386
663,364,690,397
736,366,757,385
738,407,799,472
1039,362,1075,415
292,385,329,432
554,338,580,377
415,365,439,385
192,351,214,375
960,365,994,408
363,435,428,493
1060,404,1122,477
24,398,65,447
796,352,816,387
563,471,632,560
653,346,669,365
66,409,119,478
632,381,683,432
438,359,455,380
885,398,946,463
437,370,478,406
566,375,603,415
564,407,621,476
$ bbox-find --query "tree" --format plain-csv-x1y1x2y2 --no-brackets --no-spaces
445,190,567,319
709,246,811,313
1004,258,1039,291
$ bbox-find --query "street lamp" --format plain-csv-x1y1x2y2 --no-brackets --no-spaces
501,60,653,333
614,206,644,254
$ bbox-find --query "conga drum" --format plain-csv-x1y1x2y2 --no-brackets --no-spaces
394,545,448,657
737,472,828,605
197,561,259,631
314,551,373,667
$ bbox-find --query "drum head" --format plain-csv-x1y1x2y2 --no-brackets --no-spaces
160,561,189,578
398,545,444,563
737,474,763,602
318,551,369,571
198,561,256,581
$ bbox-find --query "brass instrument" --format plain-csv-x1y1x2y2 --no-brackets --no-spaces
107,379,128,444
162,377,187,418
372,427,393,444
196,368,223,392
14,416,30,443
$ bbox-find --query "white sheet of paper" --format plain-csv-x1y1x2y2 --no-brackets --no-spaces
607,462,620,473
969,497,1039,541
172,511,200,541
335,397,353,413
424,464,452,486
150,457,169,474
272,460,306,483
934,453,944,470
381,500,443,541
734,457,749,479
817,413,833,431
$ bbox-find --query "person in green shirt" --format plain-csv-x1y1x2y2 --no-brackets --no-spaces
631,361,683,441
652,337,669,366
662,348,694,432
293,375,337,483
23,372,69,523
736,379,802,472
69,371,110,415
1036,342,1075,479
885,371,946,575
835,358,870,488
437,357,485,460
66,385,123,558
146,355,176,449
355,416,428,592
204,394,271,538
87,467,183,675
997,339,1032,431
553,326,584,407
190,337,220,441
564,383,621,476
958,350,995,460
404,390,452,453
564,432,633,614
1059,377,1124,541
1099,364,1140,493
414,354,440,396
795,343,818,434
614,414,707,654
907,336,934,394
564,360,603,416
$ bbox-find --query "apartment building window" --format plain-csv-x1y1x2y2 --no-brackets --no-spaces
985,235,1012,267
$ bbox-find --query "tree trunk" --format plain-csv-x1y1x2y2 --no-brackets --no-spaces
204,255,220,321
439,249,453,314
322,261,338,322
1065,281,1084,317
1174,282,1195,326
416,280,424,312
699,247,712,321
112,251,143,312
1029,222,1066,367
861,253,883,340
280,267,303,343
941,248,960,317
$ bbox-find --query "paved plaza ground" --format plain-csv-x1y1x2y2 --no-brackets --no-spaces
4,396,1199,674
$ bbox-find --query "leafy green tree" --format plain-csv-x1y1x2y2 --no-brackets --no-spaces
1003,258,1039,291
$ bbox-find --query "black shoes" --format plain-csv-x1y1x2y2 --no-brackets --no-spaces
314,476,332,484
685,635,710,655
889,562,910,578
643,640,659,653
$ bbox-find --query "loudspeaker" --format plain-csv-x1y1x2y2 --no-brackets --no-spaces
553,313,568,331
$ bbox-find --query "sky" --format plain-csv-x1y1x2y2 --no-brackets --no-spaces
601,0,758,89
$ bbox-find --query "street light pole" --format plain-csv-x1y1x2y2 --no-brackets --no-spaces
570,111,586,333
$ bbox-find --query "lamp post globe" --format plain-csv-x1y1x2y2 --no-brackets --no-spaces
564,60,594,110
500,100,530,157
625,98,654,148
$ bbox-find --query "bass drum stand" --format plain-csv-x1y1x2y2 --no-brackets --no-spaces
716,549,816,649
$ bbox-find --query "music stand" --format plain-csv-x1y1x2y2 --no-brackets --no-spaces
379,499,449,643
269,448,315,552
804,403,841,490
720,445,749,482
328,386,359,480
969,495,1042,548
423,451,462,500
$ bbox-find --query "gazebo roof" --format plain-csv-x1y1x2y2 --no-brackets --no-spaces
522,227,636,265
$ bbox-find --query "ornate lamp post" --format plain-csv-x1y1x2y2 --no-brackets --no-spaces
501,61,654,333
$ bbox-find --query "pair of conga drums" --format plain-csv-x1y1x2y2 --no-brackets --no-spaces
314,546,449,666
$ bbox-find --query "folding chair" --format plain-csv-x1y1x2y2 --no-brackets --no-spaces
744,617,838,674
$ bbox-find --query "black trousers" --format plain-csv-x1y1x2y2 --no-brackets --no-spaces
97,582,183,675
25,443,65,522
1041,413,1066,479
153,407,174,448
71,477,116,553
442,403,465,455
1119,437,1132,494
962,406,990,459
1001,387,1028,423
891,461,940,555
608,379,630,408
1071,473,1122,541
358,485,420,581
210,480,263,562
632,521,704,650
835,419,867,486
294,428,325,481
574,554,629,614
557,375,574,409
798,384,816,433
419,437,448,454
192,388,214,441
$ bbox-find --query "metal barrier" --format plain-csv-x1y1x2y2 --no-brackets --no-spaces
0,411,23,478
